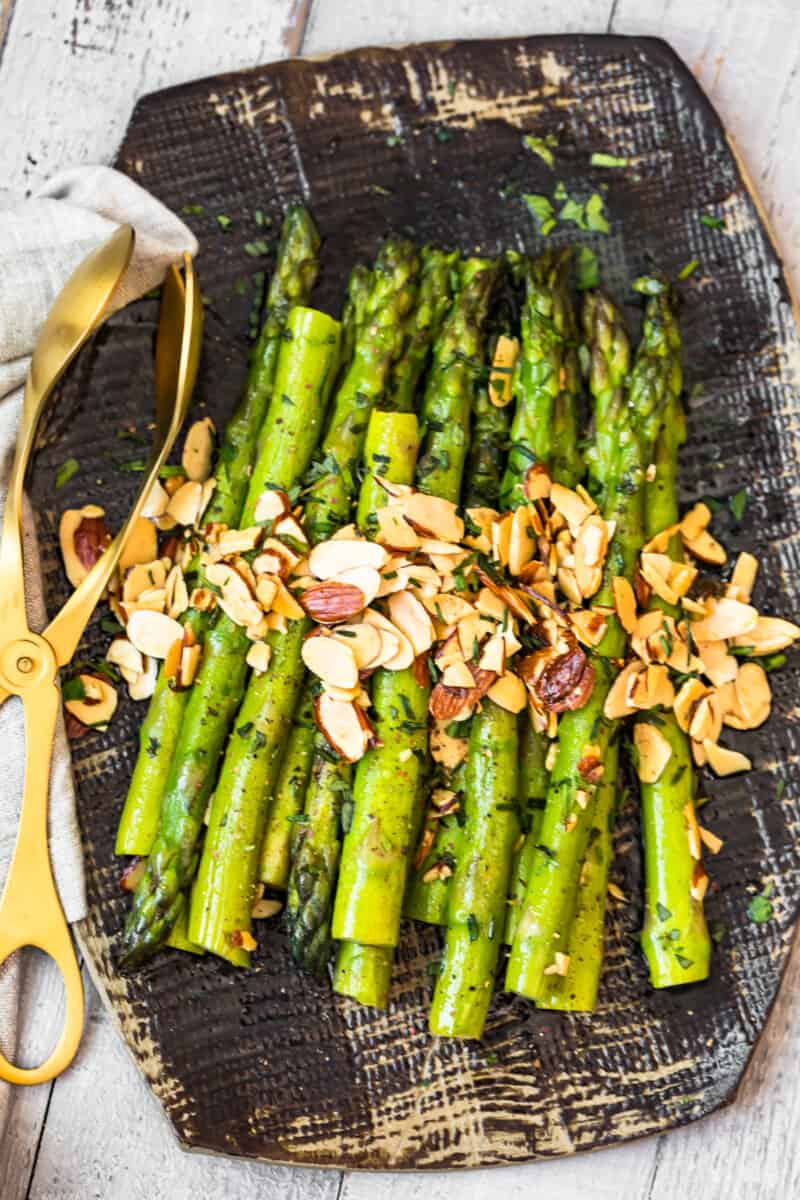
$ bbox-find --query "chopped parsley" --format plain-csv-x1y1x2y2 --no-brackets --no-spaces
678,259,700,280
55,458,79,489
748,881,775,924
466,913,479,942
522,132,557,168
590,152,628,168
656,901,672,922
575,246,599,290
216,214,232,231
700,214,725,230
243,240,270,257
522,192,556,235
729,488,748,523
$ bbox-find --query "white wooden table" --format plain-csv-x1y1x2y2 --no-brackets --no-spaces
1,2,799,1196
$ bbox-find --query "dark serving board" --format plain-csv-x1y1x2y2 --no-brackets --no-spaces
29,33,800,1170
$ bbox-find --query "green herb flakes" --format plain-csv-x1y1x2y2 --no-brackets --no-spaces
522,133,557,168
678,259,700,280
522,192,556,235
575,246,599,290
55,458,79,489
590,152,629,168
748,881,775,924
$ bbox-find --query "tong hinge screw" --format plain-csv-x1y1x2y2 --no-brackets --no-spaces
16,656,33,674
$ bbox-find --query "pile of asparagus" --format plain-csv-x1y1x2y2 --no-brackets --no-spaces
106,202,791,1038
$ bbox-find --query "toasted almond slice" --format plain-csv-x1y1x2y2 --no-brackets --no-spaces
164,564,189,620
464,506,497,554
401,492,464,543
488,333,519,407
333,565,381,608
642,522,680,554
106,637,144,679
246,616,269,641
668,561,697,598
733,616,800,655
432,594,474,626
241,642,270,676
557,566,583,607
163,636,183,682
689,694,723,744
691,597,758,642
475,587,507,622
491,511,514,567
487,672,527,713
634,722,672,783
697,639,738,687
141,480,169,520
211,526,263,558
430,721,469,770
685,529,727,565
128,655,158,701
375,505,420,551
387,590,435,656
182,416,215,482
271,577,306,621
728,661,771,729
255,575,279,611
479,633,506,674
274,514,309,546
205,562,262,628
550,483,593,530
691,738,707,767
118,516,158,575
524,463,552,502
324,682,363,703
699,826,724,855
315,693,372,762
575,514,610,571
166,480,204,527
308,538,388,579
640,552,680,606
690,862,710,902
674,677,711,733
331,623,382,669
374,476,413,500
703,739,751,776
179,643,202,686
302,633,359,689
190,586,217,613
127,610,184,660
613,576,637,634
569,608,608,648
603,661,644,720
255,537,300,577
642,664,675,710
729,551,759,603
399,564,441,597
265,611,288,634
362,609,415,670
685,802,702,859
254,489,291,524
435,630,464,670
199,477,216,524
680,502,712,542
442,661,476,688
64,673,118,729
508,505,536,576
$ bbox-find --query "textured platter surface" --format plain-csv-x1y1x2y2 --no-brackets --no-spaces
28,33,800,1170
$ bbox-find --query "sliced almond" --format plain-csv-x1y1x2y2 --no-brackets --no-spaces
442,661,476,689
613,576,638,634
667,561,697,598
680,502,712,542
729,552,759,603
189,586,217,613
387,590,435,656
166,480,205,527
557,566,583,607
634,722,672,783
64,673,118,730
491,511,514,568
432,594,474,626
375,505,420,551
332,623,382,669
642,523,680,554
59,505,111,589
362,609,415,671
127,610,184,659
271,577,306,621
314,693,372,762
733,616,800,656
308,538,388,579
374,477,413,500
205,562,262,628
401,492,464,543
302,633,359,689
255,575,279,611
690,862,710,902
438,629,467,669
688,694,723,744
301,580,366,624
699,826,724,855
430,722,469,771
106,636,144,681
210,526,263,558
728,661,771,729
399,564,441,598
141,480,169,519
252,897,283,920
674,677,711,733
165,564,189,620
323,682,363,703
640,552,680,606
253,489,291,525
464,507,497,554
507,505,536,576
475,587,507,623
684,529,727,565
179,643,202,687
128,655,158,701
488,333,519,407
691,598,759,643
122,560,169,607
246,642,272,675
697,639,738,687
478,633,506,675
487,672,527,713
332,565,381,608
702,739,751,776
274,514,309,545
118,517,159,575
524,464,552,503
569,607,608,648
550,483,593,530
181,417,215,482
256,537,300,577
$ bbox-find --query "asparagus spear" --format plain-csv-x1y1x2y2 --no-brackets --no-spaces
333,940,394,1008
120,304,341,965
507,286,667,1001
631,277,710,987
504,720,549,944
286,407,421,974
429,700,519,1037
115,205,321,856
388,247,459,413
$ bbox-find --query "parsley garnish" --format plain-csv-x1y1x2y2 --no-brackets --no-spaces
244,240,270,257
700,214,724,230
729,488,748,523
523,133,557,168
522,192,556,236
678,259,700,280
575,246,599,290
216,214,232,231
748,881,775,924
590,152,628,168
55,458,79,489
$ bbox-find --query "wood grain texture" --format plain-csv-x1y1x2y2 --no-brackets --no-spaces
21,31,800,1173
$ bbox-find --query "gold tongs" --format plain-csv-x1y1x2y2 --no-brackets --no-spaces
0,227,202,1085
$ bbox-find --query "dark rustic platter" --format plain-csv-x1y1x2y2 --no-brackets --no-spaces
29,33,800,1170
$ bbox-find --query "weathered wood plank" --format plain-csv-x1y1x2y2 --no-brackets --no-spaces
0,0,310,203
27,973,341,1200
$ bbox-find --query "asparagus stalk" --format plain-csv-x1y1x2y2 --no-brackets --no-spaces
507,286,664,1001
286,407,421,974
429,700,520,1037
333,941,394,1007
504,720,549,944
120,304,341,965
115,205,321,856
388,247,459,413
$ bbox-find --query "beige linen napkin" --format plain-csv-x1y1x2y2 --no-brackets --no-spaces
0,165,197,1128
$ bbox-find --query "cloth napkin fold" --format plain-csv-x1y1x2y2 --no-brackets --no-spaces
0,165,197,1128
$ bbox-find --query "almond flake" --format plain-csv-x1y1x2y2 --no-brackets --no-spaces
362,609,415,670
401,492,464,543
550,483,593,530
633,721,672,783
702,739,751,776
488,334,519,407
680,502,712,542
690,862,710,902
141,480,170,520
270,578,306,621
127,610,184,660
674,678,711,733
118,516,158,575
607,882,628,902
430,722,469,771
165,564,189,620
255,575,279,611
302,634,359,689
463,506,497,554
315,693,372,762
246,642,272,674
728,661,771,729
642,523,680,554
123,559,168,606
442,661,476,689
684,529,727,565
729,552,759,603
612,576,638,634
691,597,758,642
205,562,262,628
491,511,513,567
479,633,506,674
699,826,723,855
166,480,205,527
543,951,570,977
332,623,382,669
508,505,536,575
697,639,738,687
64,672,118,729
387,590,436,656
640,552,680,606
487,672,527,713
333,565,381,608
523,464,552,503
475,587,507,622
106,637,144,680
254,489,291,524
733,616,800,656
128,656,158,701
182,417,215,482
375,505,420,551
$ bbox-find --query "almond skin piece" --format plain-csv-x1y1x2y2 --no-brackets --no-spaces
314,693,372,762
300,580,366,624
429,682,474,722
534,644,595,713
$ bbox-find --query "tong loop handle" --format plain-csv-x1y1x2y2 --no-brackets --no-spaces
0,680,84,1085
